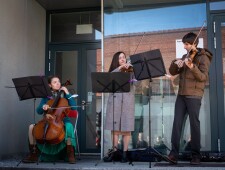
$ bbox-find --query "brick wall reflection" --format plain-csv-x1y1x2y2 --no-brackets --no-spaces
99,28,211,94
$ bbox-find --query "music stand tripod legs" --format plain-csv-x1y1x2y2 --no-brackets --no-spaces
101,92,119,164
12,76,52,166
91,72,131,165
130,49,174,167
147,79,164,168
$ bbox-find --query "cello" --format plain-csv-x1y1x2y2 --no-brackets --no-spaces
33,80,72,145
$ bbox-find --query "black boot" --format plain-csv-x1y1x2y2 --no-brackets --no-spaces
121,151,128,163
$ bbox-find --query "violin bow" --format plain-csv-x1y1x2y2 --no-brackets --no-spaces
133,32,145,55
49,102,89,110
186,20,206,58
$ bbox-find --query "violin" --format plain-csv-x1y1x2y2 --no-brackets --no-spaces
185,21,206,63
33,80,72,145
120,61,134,72
176,21,206,68
120,65,133,72
186,48,198,62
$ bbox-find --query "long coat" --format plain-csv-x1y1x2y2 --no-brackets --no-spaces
105,68,135,132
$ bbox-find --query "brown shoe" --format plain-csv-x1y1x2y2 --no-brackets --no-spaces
67,145,76,164
167,154,177,164
22,144,39,163
190,157,200,165
22,152,39,163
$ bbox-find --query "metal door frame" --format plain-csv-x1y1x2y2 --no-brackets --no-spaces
209,12,225,152
47,42,101,154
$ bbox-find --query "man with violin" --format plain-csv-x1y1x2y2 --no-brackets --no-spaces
167,32,212,165
22,75,76,164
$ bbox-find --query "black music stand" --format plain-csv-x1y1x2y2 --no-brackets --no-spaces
12,76,52,166
92,72,130,93
12,76,52,123
91,72,131,165
130,49,172,167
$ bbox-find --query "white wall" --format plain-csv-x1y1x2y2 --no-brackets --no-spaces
0,0,46,158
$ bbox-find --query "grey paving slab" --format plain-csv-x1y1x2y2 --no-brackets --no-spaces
0,156,225,170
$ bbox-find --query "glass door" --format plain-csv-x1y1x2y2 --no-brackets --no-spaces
211,14,225,152
47,42,101,154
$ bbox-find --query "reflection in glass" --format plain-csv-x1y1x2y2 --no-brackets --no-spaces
210,1,225,10
50,11,101,42
104,4,206,36
103,1,211,155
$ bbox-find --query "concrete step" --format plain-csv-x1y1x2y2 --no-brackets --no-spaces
0,156,225,170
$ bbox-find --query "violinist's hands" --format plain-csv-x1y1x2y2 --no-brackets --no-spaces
60,86,69,94
119,63,132,71
45,113,54,120
42,104,50,111
184,58,194,69
174,59,184,68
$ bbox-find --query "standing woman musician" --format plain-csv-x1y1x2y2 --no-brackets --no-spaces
105,51,135,163
23,75,76,164
168,32,212,165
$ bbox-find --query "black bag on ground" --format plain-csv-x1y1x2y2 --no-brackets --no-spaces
103,148,122,162
127,148,162,162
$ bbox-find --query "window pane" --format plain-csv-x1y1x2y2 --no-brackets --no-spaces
103,2,211,155
210,1,225,10
50,11,101,42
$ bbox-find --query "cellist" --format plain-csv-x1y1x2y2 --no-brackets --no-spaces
22,75,76,164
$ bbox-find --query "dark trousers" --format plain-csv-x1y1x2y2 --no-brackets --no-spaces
170,95,201,158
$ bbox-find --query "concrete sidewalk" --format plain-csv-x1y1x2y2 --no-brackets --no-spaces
0,156,225,170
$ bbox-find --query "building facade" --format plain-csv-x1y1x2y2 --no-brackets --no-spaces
0,0,224,158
